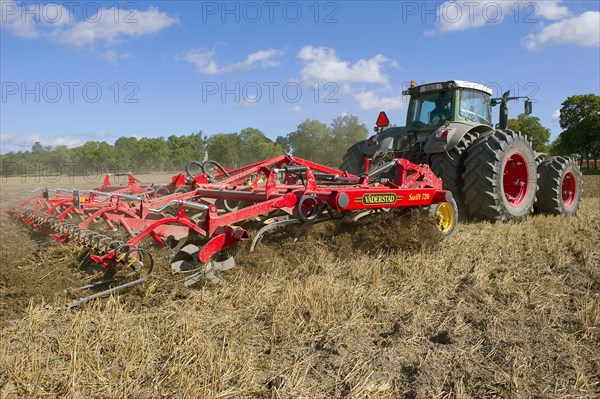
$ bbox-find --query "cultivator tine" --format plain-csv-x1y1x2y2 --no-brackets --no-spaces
353,208,390,222
180,243,199,256
213,257,235,271
77,249,96,269
67,249,153,309
160,237,188,261
183,258,234,287
353,210,374,221
292,214,330,243
67,272,151,309
172,241,235,285
171,244,200,272
71,276,117,292
250,217,300,252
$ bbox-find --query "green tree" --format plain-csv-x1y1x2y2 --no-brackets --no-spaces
166,135,191,170
114,137,139,171
165,133,206,170
549,136,567,156
31,142,44,154
558,94,600,169
275,135,290,153
76,141,116,175
330,115,368,161
508,114,550,152
287,119,333,165
238,128,283,165
138,137,167,171
206,133,242,168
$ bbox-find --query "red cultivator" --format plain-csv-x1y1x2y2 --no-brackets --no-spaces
6,155,457,307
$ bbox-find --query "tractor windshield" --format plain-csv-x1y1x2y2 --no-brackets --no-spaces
458,89,492,125
409,91,453,128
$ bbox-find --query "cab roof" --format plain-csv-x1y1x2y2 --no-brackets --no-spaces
412,80,493,95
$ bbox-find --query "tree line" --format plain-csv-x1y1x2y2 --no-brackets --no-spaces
0,115,369,176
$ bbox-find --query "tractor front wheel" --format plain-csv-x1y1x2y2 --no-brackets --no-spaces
340,143,366,175
429,131,482,212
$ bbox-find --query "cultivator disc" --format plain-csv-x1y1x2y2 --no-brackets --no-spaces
5,155,456,307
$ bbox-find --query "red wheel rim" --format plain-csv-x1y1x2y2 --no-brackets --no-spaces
561,171,576,207
503,152,529,206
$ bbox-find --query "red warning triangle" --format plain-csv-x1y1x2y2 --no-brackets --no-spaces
376,111,390,127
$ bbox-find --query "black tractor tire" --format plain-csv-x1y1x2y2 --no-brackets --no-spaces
340,143,366,175
535,156,583,216
429,131,484,212
463,129,538,221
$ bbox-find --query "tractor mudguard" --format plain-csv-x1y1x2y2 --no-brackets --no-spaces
424,123,491,154
354,139,378,157
351,126,407,156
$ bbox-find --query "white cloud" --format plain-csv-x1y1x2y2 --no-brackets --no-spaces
103,49,133,64
536,1,572,20
0,133,17,145
354,90,406,111
0,2,177,61
185,47,284,74
430,0,571,34
185,48,219,74
523,11,600,51
552,109,561,122
51,6,178,48
230,49,284,71
53,136,84,148
1,132,96,152
291,105,302,113
89,131,117,140
297,46,396,85
18,133,43,148
0,0,73,38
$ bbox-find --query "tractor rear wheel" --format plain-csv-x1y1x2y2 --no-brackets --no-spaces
340,143,366,175
429,131,482,212
536,156,583,215
463,129,538,221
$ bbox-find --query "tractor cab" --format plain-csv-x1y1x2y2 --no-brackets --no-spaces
372,81,495,158
404,80,493,130
343,79,534,175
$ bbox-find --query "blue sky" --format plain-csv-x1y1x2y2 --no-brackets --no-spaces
1,0,599,154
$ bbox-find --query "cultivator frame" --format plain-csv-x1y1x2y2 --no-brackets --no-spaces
6,155,454,307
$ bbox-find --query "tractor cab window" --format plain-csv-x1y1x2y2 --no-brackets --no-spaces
409,91,453,128
458,89,492,125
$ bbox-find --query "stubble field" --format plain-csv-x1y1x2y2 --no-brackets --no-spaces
0,173,599,398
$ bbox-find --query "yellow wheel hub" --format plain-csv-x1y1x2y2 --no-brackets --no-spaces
435,202,455,233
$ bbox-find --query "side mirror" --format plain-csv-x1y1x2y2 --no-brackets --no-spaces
524,100,533,115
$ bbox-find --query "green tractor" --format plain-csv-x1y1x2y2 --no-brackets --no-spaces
340,80,583,221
